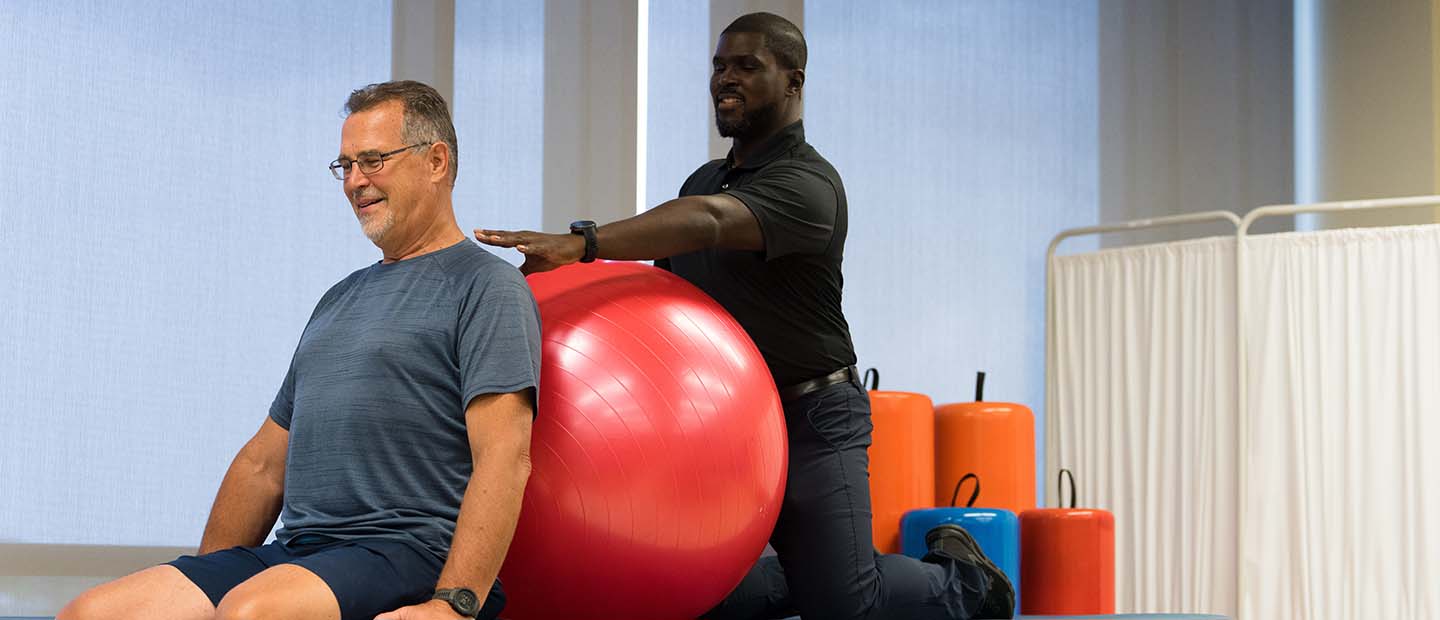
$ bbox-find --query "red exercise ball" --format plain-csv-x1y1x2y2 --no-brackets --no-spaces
498,261,788,620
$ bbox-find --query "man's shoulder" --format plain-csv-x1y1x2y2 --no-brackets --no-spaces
680,158,729,193
432,239,504,270
777,141,841,180
686,157,726,174
319,243,524,304
316,263,374,304
431,240,528,290
743,145,842,198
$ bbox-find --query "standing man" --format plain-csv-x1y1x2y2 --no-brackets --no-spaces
476,13,1013,620
59,81,540,620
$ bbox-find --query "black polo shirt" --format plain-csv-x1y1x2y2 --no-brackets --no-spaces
657,120,856,388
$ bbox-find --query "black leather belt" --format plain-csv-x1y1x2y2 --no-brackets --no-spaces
779,366,859,402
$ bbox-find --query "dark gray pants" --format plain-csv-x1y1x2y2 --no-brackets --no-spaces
703,378,993,620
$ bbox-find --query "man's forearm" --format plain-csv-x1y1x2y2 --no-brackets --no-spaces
198,449,284,554
474,193,760,273
595,194,762,260
435,453,531,601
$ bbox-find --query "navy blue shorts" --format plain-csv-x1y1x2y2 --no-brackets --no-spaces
166,536,504,620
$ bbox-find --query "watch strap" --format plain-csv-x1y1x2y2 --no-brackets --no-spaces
570,221,598,263
433,588,480,618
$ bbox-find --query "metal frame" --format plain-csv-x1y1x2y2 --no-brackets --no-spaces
1233,194,1440,616
1042,210,1241,504
1045,195,1440,616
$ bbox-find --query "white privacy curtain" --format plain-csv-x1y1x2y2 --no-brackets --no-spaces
1241,225,1440,620
1050,236,1238,617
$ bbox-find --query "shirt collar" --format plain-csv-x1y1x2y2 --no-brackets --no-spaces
725,120,805,170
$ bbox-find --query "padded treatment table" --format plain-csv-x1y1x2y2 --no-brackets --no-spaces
1015,616,1228,619
5,614,1231,619
765,614,1228,620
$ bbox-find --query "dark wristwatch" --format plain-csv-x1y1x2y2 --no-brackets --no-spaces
569,219,598,263
433,587,480,618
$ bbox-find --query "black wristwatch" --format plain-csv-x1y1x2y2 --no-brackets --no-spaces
569,219,598,263
433,587,480,618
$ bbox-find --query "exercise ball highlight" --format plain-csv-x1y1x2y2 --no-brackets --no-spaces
498,261,788,620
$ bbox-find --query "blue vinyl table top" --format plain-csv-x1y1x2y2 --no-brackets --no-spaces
1016,616,1228,619
3,615,1231,620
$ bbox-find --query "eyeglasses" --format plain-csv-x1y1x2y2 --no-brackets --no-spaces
329,143,430,180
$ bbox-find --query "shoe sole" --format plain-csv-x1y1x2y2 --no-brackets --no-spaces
929,525,1015,618
931,525,1006,580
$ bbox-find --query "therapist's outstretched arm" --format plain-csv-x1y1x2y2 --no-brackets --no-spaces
475,193,762,274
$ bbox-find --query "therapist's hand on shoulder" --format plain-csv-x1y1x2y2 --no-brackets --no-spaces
475,228,584,275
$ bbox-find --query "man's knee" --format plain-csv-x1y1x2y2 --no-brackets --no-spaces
55,587,107,620
57,566,214,620
787,568,881,620
214,564,339,620
214,590,283,620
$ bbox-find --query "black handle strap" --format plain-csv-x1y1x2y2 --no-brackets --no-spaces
949,473,981,507
1058,468,1077,508
975,371,986,402
862,367,879,391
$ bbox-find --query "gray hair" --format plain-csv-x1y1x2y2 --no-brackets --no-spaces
344,80,459,184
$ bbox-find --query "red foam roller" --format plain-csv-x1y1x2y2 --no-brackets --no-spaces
1019,470,1115,615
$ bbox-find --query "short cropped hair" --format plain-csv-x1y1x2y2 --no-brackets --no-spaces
344,80,459,184
721,12,807,71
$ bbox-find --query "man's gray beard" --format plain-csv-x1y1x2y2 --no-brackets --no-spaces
360,210,395,244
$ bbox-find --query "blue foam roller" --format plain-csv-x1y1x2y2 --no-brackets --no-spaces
901,507,1020,615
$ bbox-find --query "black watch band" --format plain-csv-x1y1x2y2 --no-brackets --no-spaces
569,219,598,263
433,587,480,618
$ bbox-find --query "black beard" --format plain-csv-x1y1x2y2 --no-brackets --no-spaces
716,99,779,138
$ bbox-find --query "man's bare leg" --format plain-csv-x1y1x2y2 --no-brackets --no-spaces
213,564,340,620
56,565,214,620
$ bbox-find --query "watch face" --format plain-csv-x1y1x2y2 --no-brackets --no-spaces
569,219,596,230
453,588,480,614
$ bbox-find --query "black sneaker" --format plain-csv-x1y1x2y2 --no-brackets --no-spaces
922,523,1016,619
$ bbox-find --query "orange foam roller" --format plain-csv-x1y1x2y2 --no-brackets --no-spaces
934,372,1035,513
1019,470,1115,615
862,368,935,554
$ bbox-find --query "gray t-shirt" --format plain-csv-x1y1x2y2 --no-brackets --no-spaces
268,240,541,561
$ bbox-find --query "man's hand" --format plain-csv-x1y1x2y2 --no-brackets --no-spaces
475,228,585,275
374,598,470,620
